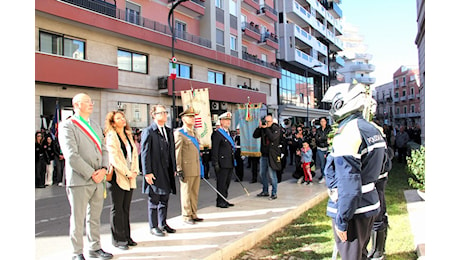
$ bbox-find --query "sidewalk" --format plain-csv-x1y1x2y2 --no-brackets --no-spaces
404,190,425,259
36,179,328,260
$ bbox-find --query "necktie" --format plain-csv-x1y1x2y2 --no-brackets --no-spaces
161,127,168,143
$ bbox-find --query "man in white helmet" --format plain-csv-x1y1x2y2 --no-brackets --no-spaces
322,82,386,260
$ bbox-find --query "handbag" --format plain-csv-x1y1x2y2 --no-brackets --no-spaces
106,165,114,181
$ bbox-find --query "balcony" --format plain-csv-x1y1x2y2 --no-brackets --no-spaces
168,0,205,18
289,24,327,56
242,21,261,43
350,63,376,72
282,48,328,76
61,0,116,17
326,2,343,19
242,51,280,71
258,33,279,51
257,4,278,23
354,75,376,85
35,52,118,89
242,0,259,11
162,77,266,104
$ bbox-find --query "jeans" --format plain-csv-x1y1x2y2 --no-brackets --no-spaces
316,148,327,180
259,156,277,196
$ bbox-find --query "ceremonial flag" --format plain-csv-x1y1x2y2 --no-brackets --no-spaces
234,103,263,157
50,102,60,140
180,88,212,149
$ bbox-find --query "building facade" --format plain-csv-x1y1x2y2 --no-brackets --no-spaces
393,66,421,128
276,0,344,126
35,0,281,130
415,0,425,144
337,20,376,86
373,82,394,126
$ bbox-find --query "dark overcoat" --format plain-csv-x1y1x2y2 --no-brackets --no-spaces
141,121,176,195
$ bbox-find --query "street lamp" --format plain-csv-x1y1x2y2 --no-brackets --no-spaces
168,0,189,128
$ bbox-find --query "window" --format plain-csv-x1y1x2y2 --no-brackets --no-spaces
208,70,225,84
261,54,267,62
411,104,415,113
39,31,85,59
126,1,141,25
402,90,406,97
215,0,223,8
117,49,147,73
175,20,187,39
216,29,224,45
229,0,237,16
403,106,407,114
230,35,237,51
169,62,191,79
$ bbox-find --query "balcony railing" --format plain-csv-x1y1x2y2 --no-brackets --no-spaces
242,51,280,71
62,0,116,17
62,0,211,48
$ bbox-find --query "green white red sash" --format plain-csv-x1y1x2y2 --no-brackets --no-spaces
70,115,102,154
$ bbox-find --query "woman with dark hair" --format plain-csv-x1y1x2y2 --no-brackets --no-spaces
314,117,331,184
104,111,139,250
43,135,57,186
35,131,46,188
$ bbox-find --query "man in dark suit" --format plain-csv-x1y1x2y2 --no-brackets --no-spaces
211,112,235,208
140,104,177,237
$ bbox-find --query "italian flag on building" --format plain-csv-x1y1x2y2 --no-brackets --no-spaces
170,56,177,80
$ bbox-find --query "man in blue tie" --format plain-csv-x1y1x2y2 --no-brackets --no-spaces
211,112,236,208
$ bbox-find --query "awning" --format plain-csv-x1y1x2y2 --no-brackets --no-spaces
279,105,330,119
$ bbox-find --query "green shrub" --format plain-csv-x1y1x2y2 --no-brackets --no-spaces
406,145,425,192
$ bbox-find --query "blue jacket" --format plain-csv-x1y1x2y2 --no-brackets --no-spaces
324,113,386,232
300,148,313,163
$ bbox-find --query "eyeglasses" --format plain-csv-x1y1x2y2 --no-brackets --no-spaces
80,100,95,105
155,111,169,115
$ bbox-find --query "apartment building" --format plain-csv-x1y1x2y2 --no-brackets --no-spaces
415,0,425,144
373,82,395,126
393,66,421,128
337,20,376,86
276,0,344,126
35,0,281,130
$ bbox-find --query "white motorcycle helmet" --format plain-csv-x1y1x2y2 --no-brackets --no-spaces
322,81,372,123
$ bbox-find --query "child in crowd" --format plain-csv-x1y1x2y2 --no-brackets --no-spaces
296,141,313,185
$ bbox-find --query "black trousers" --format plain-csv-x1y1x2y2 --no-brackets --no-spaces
249,157,259,181
147,188,170,229
235,155,244,181
373,178,388,231
332,215,376,260
35,158,46,187
216,167,232,206
109,176,133,245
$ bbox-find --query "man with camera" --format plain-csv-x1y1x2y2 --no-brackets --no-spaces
253,114,282,200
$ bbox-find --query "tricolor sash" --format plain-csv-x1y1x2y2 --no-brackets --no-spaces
217,128,236,166
179,128,204,178
70,115,102,155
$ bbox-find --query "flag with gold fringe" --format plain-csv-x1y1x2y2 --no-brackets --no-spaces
234,102,262,157
180,88,212,149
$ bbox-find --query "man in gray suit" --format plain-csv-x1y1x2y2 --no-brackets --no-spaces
59,93,113,260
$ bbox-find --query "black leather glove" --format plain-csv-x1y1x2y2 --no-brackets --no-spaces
214,164,220,174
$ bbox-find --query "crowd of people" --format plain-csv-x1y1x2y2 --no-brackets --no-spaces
36,90,422,259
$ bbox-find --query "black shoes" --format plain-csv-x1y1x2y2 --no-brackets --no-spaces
88,249,113,259
72,254,85,260
193,217,204,222
161,224,176,233
256,192,269,197
216,203,228,208
227,203,235,207
269,195,277,200
250,179,257,183
127,239,137,246
114,244,128,250
150,227,165,237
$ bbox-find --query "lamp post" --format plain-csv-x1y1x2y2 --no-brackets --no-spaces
168,0,189,128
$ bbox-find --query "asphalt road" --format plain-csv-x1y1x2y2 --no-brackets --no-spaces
35,162,298,238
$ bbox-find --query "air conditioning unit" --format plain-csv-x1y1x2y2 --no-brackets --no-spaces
220,102,227,110
158,76,168,90
211,102,219,111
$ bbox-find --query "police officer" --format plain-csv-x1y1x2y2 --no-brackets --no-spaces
322,83,386,260
211,112,235,208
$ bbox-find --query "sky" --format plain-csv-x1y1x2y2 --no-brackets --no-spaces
339,0,419,87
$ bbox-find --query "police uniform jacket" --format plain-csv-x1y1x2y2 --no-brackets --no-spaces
140,121,176,195
324,113,386,232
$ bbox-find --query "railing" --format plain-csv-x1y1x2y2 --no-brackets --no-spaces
242,21,261,34
242,51,280,71
62,0,211,48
